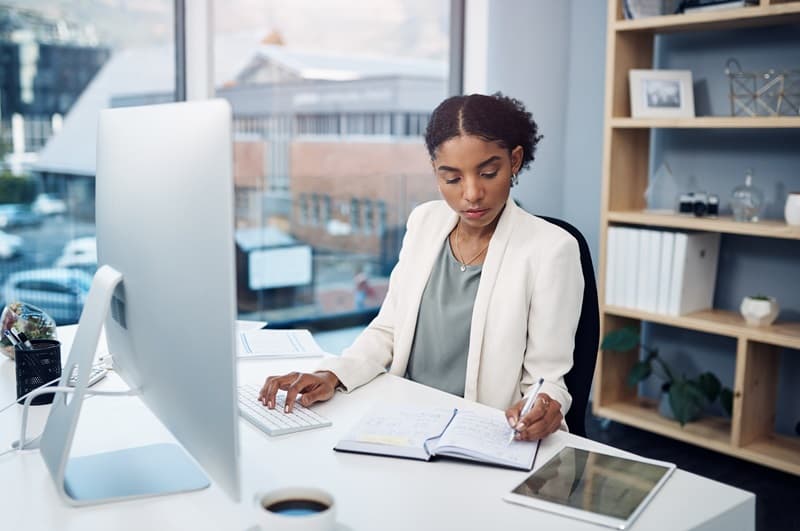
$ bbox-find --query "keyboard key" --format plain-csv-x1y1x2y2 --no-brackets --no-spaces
238,384,332,436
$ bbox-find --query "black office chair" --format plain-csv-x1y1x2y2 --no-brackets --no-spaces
539,216,600,438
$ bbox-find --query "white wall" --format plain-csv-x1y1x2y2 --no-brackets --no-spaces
561,1,607,267
463,0,607,266
463,0,572,219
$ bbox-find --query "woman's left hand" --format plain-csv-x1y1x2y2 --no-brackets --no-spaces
505,393,562,441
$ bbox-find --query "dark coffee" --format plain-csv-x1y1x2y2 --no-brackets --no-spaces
265,498,330,517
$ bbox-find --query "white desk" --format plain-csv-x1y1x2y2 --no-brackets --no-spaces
0,326,755,531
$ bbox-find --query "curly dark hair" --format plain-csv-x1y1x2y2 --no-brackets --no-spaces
424,92,543,172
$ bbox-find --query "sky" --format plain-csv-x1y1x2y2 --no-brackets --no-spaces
3,0,449,59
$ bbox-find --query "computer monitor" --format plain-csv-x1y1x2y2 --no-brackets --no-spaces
38,99,240,505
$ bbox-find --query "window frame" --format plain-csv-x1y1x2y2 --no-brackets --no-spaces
174,0,465,328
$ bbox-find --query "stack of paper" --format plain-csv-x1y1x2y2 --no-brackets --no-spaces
605,227,720,316
237,329,326,359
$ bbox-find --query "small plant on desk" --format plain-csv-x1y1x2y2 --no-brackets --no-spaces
601,326,733,426
0,301,57,360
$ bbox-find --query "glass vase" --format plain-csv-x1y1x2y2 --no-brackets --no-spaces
731,169,764,222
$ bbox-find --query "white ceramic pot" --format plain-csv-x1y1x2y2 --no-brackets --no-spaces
785,193,800,226
740,296,779,327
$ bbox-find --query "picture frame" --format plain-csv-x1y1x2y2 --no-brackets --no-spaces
629,69,695,118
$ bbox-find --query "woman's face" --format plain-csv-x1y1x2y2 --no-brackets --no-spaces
433,134,522,232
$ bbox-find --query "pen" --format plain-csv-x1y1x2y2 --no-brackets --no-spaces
4,329,20,349
508,377,545,444
17,331,34,350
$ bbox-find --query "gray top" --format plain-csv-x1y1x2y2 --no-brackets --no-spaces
405,238,482,397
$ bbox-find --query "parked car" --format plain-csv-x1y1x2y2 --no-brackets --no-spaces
1,268,92,324
0,230,22,260
31,194,68,216
54,237,97,271
0,204,42,229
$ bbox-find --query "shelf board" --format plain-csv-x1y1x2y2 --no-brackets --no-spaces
603,306,800,349
594,400,800,475
614,3,800,33
594,399,732,451
740,434,800,476
607,211,800,240
609,116,800,129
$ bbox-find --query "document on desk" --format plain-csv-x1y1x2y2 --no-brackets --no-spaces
237,329,325,359
334,405,539,470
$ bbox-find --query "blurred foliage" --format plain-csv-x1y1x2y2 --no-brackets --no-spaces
601,326,733,426
0,171,36,204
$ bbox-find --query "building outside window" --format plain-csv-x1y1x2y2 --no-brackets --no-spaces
216,1,450,324
0,1,173,325
1,1,451,328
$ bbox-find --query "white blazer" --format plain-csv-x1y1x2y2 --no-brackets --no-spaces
317,198,584,423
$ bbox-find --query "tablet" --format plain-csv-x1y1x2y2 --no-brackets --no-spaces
503,445,675,530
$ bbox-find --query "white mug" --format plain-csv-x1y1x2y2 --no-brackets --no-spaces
254,487,336,531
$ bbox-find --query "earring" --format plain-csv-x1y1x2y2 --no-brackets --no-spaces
511,172,519,187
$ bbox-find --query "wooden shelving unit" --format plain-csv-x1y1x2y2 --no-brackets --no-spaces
594,0,800,477
610,116,800,128
608,211,800,239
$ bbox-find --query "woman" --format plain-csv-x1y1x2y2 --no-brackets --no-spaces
260,93,583,442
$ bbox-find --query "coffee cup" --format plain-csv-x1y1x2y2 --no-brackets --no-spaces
254,487,336,531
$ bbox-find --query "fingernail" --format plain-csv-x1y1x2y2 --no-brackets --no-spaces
515,422,525,431
507,417,516,428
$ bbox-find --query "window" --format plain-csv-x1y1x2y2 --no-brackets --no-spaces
363,199,374,234
215,0,451,325
321,194,332,224
0,1,174,325
311,193,321,226
350,197,361,233
376,200,387,235
298,193,309,225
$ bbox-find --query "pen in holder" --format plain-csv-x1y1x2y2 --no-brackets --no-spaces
15,339,62,405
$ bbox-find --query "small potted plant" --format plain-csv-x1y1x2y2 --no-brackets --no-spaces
0,302,58,360
601,326,733,426
739,294,779,327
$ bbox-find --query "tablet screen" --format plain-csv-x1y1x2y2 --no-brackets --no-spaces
510,446,673,521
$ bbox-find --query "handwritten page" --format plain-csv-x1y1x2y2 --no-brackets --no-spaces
237,329,325,359
334,406,455,460
346,407,454,449
434,408,538,468
334,405,538,468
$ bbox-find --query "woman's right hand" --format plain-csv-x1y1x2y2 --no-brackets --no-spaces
258,371,340,413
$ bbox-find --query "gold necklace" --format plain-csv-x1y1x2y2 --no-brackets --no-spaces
454,223,490,272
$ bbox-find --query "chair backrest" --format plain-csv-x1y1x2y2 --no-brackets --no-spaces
539,216,600,438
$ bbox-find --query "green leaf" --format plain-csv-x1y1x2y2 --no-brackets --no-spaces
601,326,640,352
668,379,704,426
627,361,651,388
695,372,722,403
719,388,734,417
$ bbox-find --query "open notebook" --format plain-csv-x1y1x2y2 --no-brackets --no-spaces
334,405,540,470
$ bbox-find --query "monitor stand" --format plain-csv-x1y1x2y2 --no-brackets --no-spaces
38,265,210,506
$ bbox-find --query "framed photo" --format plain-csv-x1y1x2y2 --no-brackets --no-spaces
629,69,695,118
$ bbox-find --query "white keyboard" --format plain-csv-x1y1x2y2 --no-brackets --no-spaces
67,364,108,388
238,384,332,436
